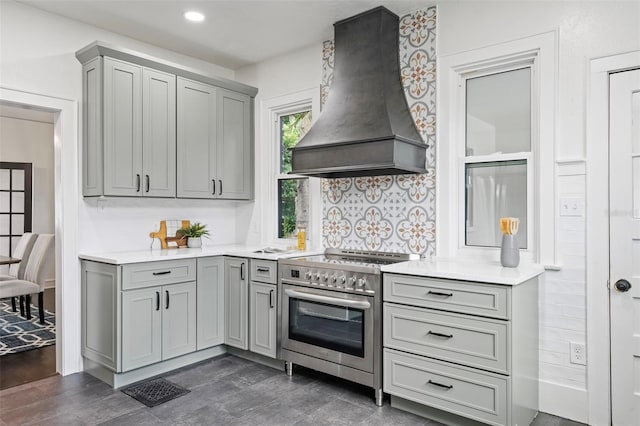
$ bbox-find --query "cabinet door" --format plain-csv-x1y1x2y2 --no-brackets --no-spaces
122,286,162,371
82,57,103,197
177,77,217,199
197,257,225,350
250,281,277,358
224,257,248,349
103,57,143,196
162,281,197,360
217,89,252,200
142,68,176,197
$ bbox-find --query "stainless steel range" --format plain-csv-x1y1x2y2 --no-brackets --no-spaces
278,248,418,406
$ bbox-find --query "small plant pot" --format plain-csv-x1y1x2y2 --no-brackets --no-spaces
187,237,202,248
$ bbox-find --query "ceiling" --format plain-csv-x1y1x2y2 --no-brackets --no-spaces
20,0,430,70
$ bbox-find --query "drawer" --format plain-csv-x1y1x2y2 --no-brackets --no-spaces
384,274,509,319
384,303,509,374
250,259,277,284
384,348,508,426
122,259,196,290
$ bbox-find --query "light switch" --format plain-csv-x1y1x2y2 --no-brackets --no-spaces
559,198,584,216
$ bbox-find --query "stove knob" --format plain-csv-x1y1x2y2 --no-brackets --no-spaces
331,275,337,283
323,273,329,282
349,276,357,288
313,272,320,281
305,271,312,280
357,278,367,290
339,275,346,285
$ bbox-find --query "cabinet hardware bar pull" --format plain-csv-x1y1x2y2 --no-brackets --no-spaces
427,380,453,390
427,290,453,297
257,267,270,272
212,179,216,195
270,289,275,308
240,263,245,281
145,175,150,193
165,290,170,309
136,174,141,192
427,331,453,339
152,271,171,276
219,179,222,196
156,291,160,311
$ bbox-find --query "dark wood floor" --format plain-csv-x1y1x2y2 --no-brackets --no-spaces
0,288,57,390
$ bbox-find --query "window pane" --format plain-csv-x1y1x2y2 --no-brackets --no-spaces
465,161,527,248
278,178,309,239
466,68,531,156
0,170,9,190
12,169,25,190
280,111,312,174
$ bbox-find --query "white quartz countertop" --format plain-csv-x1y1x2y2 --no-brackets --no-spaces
79,245,323,265
381,257,545,286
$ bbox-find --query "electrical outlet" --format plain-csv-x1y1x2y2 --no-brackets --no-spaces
570,342,586,365
560,198,585,216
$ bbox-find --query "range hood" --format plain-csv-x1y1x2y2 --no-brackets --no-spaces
290,6,427,178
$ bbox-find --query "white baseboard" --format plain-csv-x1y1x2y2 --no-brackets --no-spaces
539,380,588,423
45,279,55,289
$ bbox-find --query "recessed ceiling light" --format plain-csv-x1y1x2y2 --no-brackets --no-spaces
184,11,205,22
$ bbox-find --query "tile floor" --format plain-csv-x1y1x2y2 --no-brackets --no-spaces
0,354,586,426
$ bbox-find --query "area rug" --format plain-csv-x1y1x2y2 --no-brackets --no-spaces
0,299,56,356
122,378,191,407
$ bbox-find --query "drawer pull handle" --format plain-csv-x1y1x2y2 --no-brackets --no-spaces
153,271,172,276
427,331,453,339
427,291,453,297
156,291,160,311
257,267,270,273
269,289,275,308
428,380,453,390
165,290,170,309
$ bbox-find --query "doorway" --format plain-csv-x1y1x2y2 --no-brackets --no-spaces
0,87,82,380
587,52,640,425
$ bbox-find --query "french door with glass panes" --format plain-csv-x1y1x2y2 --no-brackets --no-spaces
0,162,33,271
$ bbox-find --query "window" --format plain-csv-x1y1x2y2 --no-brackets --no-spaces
464,68,531,249
261,88,320,245
0,162,33,266
277,111,312,238
438,32,557,265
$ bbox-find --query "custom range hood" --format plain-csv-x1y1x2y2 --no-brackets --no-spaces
290,6,427,178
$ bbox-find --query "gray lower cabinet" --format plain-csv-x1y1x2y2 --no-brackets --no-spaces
197,256,225,350
249,259,277,358
177,79,252,200
224,257,248,349
383,273,538,426
81,258,197,373
82,56,176,197
121,281,196,371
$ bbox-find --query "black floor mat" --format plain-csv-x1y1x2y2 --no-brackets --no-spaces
121,378,190,407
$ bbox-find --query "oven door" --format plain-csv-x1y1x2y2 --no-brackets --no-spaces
281,283,374,373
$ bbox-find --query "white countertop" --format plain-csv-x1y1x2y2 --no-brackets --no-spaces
381,257,544,286
79,244,323,265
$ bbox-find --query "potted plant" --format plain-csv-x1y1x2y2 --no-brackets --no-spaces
180,222,210,248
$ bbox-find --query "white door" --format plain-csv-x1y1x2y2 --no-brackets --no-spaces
610,68,640,426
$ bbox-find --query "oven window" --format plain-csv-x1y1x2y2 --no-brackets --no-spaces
289,298,364,358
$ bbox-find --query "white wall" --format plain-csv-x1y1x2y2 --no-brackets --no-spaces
0,1,241,253
0,116,55,235
237,2,639,422
235,44,322,247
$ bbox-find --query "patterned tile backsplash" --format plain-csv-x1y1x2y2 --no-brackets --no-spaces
320,6,437,257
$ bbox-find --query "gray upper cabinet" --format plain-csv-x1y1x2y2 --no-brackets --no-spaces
177,78,217,199
103,57,143,196
82,56,176,197
77,42,257,199
177,81,253,200
143,68,176,197
217,89,252,200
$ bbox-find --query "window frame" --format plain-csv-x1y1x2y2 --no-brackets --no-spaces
261,89,321,247
438,31,557,266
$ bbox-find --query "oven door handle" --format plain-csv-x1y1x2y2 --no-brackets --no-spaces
284,288,371,310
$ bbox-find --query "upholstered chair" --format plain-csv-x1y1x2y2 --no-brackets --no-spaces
0,234,54,324
0,232,38,312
